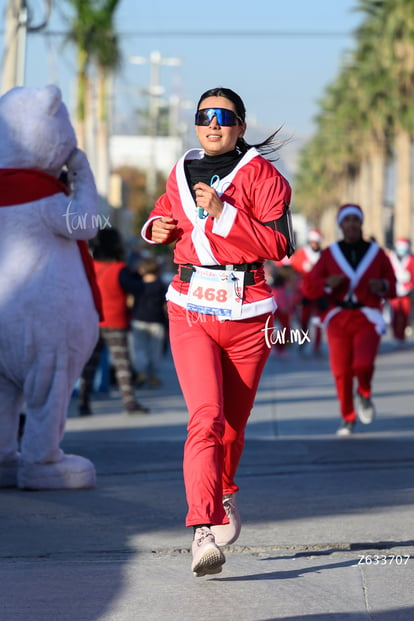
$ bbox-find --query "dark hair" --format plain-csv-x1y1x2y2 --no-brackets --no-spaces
138,257,160,276
196,86,283,161
91,228,125,262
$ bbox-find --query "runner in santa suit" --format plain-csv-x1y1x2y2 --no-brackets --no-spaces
387,238,414,343
141,87,294,577
290,229,324,354
303,204,396,436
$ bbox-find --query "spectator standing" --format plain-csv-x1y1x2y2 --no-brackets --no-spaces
130,257,168,387
78,228,149,416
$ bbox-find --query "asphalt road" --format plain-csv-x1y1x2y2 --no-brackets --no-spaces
1,333,413,620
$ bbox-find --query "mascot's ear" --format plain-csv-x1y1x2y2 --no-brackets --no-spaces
37,84,63,117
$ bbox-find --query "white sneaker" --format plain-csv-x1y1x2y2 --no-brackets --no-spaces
355,391,375,424
211,493,241,546
191,527,225,577
336,421,356,436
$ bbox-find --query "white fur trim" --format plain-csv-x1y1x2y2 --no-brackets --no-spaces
166,284,276,320
212,202,237,237
329,241,379,298
141,215,162,244
337,205,363,225
307,230,322,243
177,147,260,264
361,308,387,335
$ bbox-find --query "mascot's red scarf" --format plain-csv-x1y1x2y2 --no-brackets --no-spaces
0,168,103,320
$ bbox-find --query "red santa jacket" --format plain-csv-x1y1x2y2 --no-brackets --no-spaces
141,147,291,319
290,245,321,276
388,251,414,297
94,261,129,329
303,241,396,333
290,244,322,299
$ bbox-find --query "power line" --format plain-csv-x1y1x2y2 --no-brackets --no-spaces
116,29,354,38
0,29,354,39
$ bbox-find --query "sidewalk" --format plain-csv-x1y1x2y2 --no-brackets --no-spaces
1,336,414,620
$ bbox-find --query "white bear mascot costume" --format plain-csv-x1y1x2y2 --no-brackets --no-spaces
0,84,101,490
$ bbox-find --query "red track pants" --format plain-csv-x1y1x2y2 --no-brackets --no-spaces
168,301,273,527
326,310,380,422
389,296,411,341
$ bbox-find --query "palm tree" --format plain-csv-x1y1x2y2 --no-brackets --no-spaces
63,0,121,195
380,0,414,240
352,10,394,243
89,0,122,196
294,0,414,244
63,0,97,149
294,64,368,241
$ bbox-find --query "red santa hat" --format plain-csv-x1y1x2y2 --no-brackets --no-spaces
337,203,364,226
307,229,322,243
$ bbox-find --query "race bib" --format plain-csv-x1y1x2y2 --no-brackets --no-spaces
187,267,245,318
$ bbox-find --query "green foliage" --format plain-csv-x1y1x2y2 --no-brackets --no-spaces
63,0,121,122
295,0,414,226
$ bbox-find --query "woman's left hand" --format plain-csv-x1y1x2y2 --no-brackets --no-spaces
193,182,224,219
369,278,387,296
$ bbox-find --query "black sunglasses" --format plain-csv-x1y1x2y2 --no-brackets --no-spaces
195,108,243,127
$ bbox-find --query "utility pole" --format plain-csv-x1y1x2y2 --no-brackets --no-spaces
1,0,52,93
129,51,181,208
2,0,28,91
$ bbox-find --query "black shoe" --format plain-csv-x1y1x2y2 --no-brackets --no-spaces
135,373,147,387
124,401,150,415
18,413,26,439
79,404,92,416
147,376,162,388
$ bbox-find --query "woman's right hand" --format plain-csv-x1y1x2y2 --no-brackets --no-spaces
325,274,346,289
151,216,178,243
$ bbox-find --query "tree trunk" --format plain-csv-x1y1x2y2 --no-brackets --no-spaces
2,0,27,91
394,128,412,240
75,48,89,150
359,157,372,231
95,69,111,200
368,139,387,245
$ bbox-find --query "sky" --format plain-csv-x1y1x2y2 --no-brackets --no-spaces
1,0,363,171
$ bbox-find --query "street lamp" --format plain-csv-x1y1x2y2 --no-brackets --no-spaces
129,51,182,207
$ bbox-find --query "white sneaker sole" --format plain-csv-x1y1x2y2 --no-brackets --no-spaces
192,544,225,577
336,427,354,436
